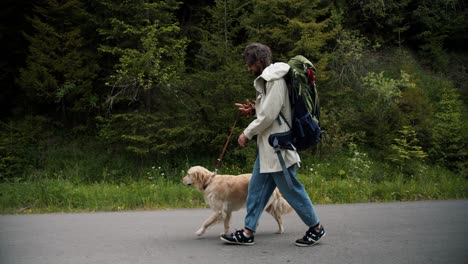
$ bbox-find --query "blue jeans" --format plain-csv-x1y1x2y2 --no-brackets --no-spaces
244,156,320,233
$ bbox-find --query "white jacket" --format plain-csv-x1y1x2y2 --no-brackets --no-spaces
243,62,301,173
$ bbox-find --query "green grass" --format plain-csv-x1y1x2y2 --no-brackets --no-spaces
0,178,205,214
1,143,466,214
1,165,466,214
300,172,467,204
299,148,467,204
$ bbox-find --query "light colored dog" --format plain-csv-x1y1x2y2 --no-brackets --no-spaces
182,165,292,236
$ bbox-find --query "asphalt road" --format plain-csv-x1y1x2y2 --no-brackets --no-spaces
1,200,467,264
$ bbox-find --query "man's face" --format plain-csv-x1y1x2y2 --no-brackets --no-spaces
247,60,263,77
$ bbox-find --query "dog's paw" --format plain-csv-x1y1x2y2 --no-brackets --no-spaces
196,228,205,236
276,226,284,234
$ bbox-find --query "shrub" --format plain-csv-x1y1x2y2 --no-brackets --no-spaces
0,116,56,181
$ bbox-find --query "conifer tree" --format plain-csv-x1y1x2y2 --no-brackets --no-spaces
338,0,412,45
17,0,99,121
242,0,340,64
95,0,186,112
430,86,465,171
388,125,427,175
176,0,253,158
412,0,467,69
94,0,189,159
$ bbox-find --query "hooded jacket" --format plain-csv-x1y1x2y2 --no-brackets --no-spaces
243,62,300,173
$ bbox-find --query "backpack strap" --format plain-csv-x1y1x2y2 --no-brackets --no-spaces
278,112,291,130
264,77,296,188
272,137,293,190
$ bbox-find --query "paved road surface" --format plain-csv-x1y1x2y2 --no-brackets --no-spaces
1,200,467,264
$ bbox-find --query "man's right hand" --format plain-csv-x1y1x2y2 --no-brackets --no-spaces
235,99,255,116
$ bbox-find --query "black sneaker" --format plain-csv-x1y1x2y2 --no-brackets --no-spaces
220,230,255,245
295,225,326,247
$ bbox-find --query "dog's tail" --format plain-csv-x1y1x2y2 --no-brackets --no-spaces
265,189,293,217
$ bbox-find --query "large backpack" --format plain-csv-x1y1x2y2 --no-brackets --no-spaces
268,55,322,151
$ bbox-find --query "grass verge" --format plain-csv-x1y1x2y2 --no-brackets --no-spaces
0,179,205,214
1,144,466,214
1,171,466,214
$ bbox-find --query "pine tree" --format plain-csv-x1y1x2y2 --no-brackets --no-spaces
387,125,428,175
242,0,340,64
176,0,253,159
95,0,186,112
413,0,467,69
430,86,465,170
389,126,427,163
338,0,412,45
94,0,189,159
17,0,100,121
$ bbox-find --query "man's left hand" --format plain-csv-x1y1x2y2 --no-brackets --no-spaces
238,133,249,147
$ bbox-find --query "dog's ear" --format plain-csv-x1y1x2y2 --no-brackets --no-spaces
191,166,211,191
191,169,204,191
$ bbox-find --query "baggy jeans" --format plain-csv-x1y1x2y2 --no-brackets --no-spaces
244,156,319,233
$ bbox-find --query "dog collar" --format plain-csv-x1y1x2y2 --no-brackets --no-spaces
202,173,216,190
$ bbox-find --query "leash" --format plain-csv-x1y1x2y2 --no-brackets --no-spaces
214,112,240,174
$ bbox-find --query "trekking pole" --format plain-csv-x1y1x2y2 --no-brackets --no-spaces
214,112,240,174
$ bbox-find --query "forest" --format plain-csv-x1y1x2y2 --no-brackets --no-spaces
0,0,467,187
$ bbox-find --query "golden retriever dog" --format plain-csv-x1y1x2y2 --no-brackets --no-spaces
182,165,292,236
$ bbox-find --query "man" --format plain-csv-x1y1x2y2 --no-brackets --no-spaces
220,43,325,247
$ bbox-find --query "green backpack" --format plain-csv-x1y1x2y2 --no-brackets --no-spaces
269,55,321,151
287,55,320,125
268,55,322,189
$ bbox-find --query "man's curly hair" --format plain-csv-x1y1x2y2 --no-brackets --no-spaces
243,43,272,68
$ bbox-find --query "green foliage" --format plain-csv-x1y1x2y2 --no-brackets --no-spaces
340,0,467,71
0,179,205,213
300,147,466,204
387,125,428,175
242,0,341,65
97,113,194,160
362,71,403,102
358,71,404,149
3,0,468,184
17,0,100,118
317,30,370,152
397,70,433,147
328,30,370,85
1,147,466,213
0,116,56,181
317,109,364,154
96,0,186,110
204,0,252,48
429,86,466,172
177,0,255,166
412,0,467,69
341,0,412,44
